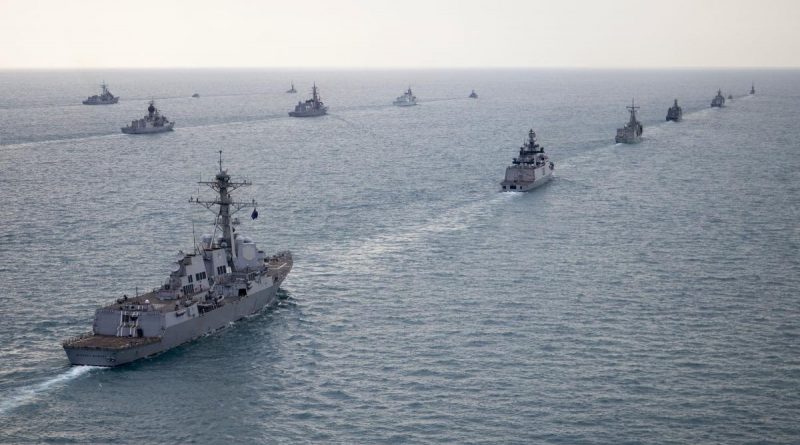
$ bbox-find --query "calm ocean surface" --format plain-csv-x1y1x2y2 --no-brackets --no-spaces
0,69,798,444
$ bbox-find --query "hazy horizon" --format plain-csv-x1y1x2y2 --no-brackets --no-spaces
2,0,799,70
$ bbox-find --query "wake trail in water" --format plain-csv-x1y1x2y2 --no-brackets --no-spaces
322,192,522,272
1,114,290,149
419,96,467,104
327,114,398,148
0,366,101,416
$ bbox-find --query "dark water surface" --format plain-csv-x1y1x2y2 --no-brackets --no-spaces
1,69,799,444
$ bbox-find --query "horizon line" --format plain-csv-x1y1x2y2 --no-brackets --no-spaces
0,65,798,71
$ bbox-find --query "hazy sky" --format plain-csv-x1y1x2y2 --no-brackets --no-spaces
1,0,799,69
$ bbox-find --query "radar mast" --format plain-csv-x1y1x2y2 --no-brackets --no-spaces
190,151,256,260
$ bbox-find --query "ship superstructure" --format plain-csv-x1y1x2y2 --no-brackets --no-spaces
750,83,755,95
83,82,119,105
500,129,555,192
666,99,683,122
286,83,297,93
615,99,643,144
63,153,293,366
469,90,478,99
121,101,175,134
393,87,417,106
289,83,327,117
711,89,726,107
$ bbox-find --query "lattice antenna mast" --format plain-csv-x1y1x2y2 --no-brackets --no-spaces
627,98,640,124
189,151,256,259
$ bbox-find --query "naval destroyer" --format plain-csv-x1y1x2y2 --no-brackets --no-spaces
750,83,756,95
121,101,175,134
615,99,643,144
500,129,555,192
63,153,293,366
286,83,297,93
666,99,683,122
393,87,417,106
289,83,327,117
711,89,726,107
469,90,478,99
82,82,119,105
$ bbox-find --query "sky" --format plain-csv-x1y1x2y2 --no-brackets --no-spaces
1,0,799,69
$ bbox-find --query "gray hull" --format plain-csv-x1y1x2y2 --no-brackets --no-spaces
501,173,552,192
121,123,175,134
615,134,642,144
64,284,279,366
83,99,119,105
288,110,327,117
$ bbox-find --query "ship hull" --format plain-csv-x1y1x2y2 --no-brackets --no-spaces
393,101,417,107
615,135,642,144
288,109,327,117
83,98,119,105
121,123,175,134
64,284,279,367
666,109,682,122
501,168,553,192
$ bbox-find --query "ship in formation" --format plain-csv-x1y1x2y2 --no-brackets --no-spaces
711,89,726,107
750,83,756,95
666,99,683,122
500,129,555,192
62,153,293,367
286,83,297,94
82,82,119,105
469,90,478,99
615,99,643,144
289,83,327,117
121,101,175,134
393,87,417,106
192,93,200,98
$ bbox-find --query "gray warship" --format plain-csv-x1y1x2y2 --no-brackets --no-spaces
62,153,293,366
393,87,417,106
469,89,478,99
711,89,725,107
121,101,175,134
500,129,555,192
750,83,755,95
289,83,327,117
286,83,297,93
615,99,643,144
666,99,683,122
82,82,119,105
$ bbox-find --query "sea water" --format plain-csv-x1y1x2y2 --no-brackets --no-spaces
0,69,798,443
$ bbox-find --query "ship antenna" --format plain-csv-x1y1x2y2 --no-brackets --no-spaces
192,220,198,254
191,152,254,261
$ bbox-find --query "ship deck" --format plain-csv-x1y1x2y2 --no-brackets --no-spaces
63,334,160,350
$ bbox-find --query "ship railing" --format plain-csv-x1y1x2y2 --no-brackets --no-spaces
62,331,95,346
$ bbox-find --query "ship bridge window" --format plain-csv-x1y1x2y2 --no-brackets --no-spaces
217,265,227,275
183,284,194,295
187,275,194,283
195,272,207,281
